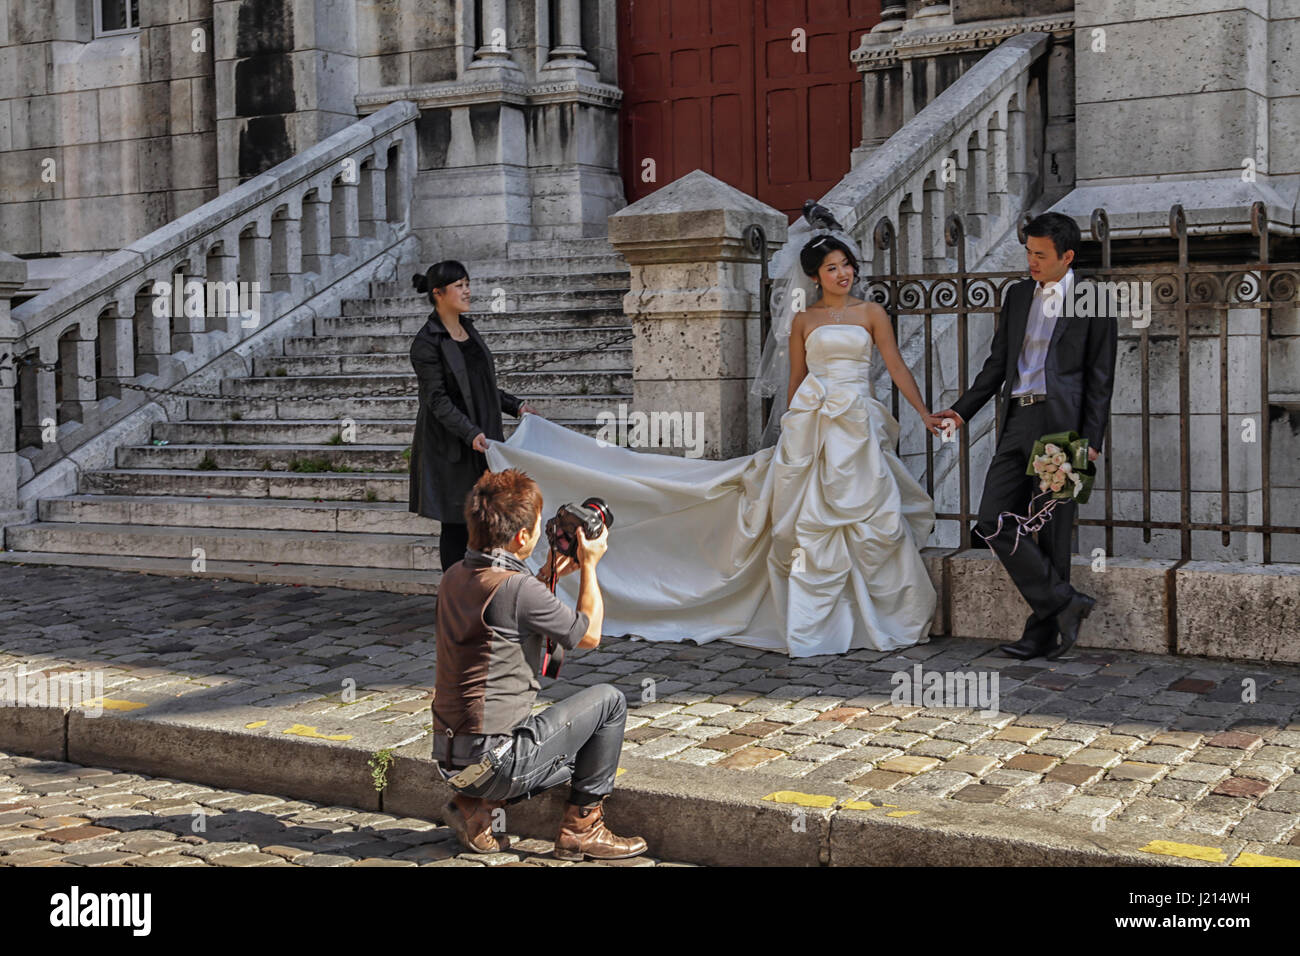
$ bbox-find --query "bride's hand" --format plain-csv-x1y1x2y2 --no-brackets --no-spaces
921,411,945,437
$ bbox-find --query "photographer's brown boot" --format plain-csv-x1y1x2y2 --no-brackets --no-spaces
444,795,511,854
554,798,647,861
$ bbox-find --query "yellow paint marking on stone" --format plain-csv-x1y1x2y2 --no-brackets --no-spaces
841,800,878,812
761,791,837,808
282,723,353,742
616,767,627,777
1139,840,1227,863
245,720,268,729
80,697,147,712
885,810,920,817
1231,852,1300,867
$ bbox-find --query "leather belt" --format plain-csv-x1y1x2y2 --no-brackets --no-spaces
1014,393,1048,406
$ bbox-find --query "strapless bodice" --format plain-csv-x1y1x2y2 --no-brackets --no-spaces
803,323,875,397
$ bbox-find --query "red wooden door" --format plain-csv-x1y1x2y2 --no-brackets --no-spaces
618,0,881,219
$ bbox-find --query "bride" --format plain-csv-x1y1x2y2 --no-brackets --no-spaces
483,225,940,657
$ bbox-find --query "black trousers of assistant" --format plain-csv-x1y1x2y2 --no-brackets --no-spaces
455,684,627,805
439,521,469,571
973,402,1080,639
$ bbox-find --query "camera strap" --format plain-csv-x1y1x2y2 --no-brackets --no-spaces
541,563,559,675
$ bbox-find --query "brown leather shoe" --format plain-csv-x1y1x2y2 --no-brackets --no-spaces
554,798,647,861
443,795,510,854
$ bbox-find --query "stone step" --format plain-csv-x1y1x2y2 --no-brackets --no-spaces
220,370,633,399
368,268,629,298
341,287,627,317
154,419,417,445
254,346,632,377
81,468,411,501
0,550,442,593
38,495,440,535
282,325,632,356
116,443,410,473
315,308,628,336
152,417,602,444
184,393,628,420
4,522,440,570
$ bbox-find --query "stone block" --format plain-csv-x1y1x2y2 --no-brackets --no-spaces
1176,562,1300,663
946,549,1174,652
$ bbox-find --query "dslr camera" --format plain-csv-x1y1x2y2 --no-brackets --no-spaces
545,497,614,560
540,497,613,678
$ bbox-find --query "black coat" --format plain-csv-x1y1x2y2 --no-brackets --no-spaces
952,276,1118,452
408,311,521,522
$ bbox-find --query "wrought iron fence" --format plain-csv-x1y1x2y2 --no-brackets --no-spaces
850,201,1299,564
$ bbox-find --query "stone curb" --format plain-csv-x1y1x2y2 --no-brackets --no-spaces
5,703,1293,867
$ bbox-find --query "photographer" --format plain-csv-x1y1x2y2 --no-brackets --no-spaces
432,467,647,861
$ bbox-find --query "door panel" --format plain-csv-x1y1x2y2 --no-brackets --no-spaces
618,0,880,218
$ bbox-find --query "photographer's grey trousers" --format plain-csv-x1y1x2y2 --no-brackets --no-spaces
451,683,627,804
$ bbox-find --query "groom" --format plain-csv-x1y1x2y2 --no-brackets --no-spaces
935,212,1117,660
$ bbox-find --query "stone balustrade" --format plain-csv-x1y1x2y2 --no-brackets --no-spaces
0,100,419,518
833,30,1050,276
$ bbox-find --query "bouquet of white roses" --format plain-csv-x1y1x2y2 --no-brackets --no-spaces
977,431,1096,554
1026,431,1095,504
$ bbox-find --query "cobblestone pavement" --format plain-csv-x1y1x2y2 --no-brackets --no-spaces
0,751,687,867
3,565,1300,850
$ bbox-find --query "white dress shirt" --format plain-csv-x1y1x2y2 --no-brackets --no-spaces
1012,268,1074,397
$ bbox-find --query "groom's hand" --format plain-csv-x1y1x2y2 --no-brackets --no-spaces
932,409,964,443
1088,447,1099,462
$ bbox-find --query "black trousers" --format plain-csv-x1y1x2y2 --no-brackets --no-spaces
974,402,1080,639
448,684,627,805
439,521,469,571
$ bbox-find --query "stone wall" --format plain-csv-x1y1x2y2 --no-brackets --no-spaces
0,0,219,257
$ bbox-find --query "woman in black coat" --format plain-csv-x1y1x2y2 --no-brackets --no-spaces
408,260,539,570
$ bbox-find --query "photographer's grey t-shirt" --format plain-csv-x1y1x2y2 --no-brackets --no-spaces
477,554,590,732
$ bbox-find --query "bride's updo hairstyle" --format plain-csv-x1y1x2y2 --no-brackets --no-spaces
800,235,859,281
412,260,470,304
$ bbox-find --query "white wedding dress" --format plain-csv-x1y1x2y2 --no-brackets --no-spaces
483,323,937,657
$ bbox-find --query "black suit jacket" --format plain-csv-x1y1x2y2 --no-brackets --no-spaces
409,312,522,520
951,276,1118,452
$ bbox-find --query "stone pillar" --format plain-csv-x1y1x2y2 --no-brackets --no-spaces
851,61,904,166
544,0,596,72
205,243,243,334
358,162,387,237
134,283,171,377
270,209,303,293
608,171,786,459
909,1,953,27
330,180,360,254
58,332,98,422
874,1,907,34
469,0,520,72
98,308,135,399
238,228,273,314
300,193,333,274
0,253,28,514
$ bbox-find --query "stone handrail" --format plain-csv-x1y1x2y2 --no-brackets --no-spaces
0,100,419,512
807,31,1048,274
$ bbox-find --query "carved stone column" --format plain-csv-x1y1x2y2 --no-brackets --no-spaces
545,0,596,71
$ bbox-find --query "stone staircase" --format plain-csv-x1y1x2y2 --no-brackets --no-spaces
0,238,632,592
